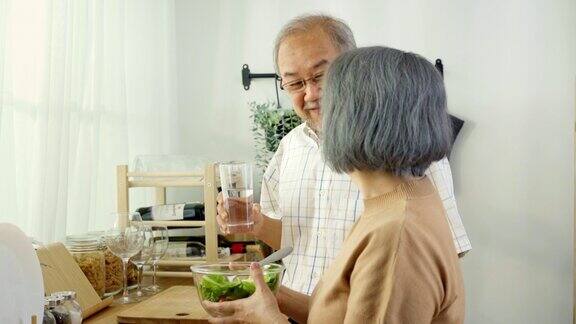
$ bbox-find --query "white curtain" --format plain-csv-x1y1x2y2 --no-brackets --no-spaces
0,0,178,243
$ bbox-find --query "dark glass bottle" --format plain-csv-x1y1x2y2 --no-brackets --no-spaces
137,203,204,221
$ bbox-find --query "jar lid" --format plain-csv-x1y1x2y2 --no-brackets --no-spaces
65,234,103,251
52,291,76,300
45,295,63,307
87,230,105,238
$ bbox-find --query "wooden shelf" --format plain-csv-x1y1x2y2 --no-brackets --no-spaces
117,163,220,279
127,171,204,178
224,233,256,242
154,253,245,267
129,179,204,188
142,220,206,227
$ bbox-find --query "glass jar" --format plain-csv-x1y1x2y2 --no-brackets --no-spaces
103,249,139,292
103,248,124,296
88,231,122,296
127,259,139,288
52,291,82,324
46,296,71,324
65,235,106,297
43,299,56,324
89,231,138,295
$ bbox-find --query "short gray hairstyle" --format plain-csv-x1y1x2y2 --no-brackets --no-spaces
273,14,356,73
322,46,452,177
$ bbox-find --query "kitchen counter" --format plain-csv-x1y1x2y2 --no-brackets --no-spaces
85,285,208,324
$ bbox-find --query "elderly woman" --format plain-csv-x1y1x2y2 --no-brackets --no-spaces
205,46,465,324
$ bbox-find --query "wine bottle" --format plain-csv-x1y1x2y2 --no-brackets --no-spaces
137,203,204,221
165,241,205,258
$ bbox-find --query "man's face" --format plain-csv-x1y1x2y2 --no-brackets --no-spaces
277,30,342,131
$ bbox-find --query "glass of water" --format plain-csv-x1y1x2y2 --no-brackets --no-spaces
219,161,254,233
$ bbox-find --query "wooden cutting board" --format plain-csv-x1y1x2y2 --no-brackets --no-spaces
117,286,209,323
36,242,113,318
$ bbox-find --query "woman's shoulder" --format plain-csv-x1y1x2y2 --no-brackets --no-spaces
355,193,447,249
354,207,408,247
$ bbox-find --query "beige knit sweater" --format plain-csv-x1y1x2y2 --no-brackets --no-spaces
307,177,465,324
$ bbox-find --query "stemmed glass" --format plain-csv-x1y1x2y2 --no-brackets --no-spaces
104,212,145,304
143,226,168,294
130,225,154,299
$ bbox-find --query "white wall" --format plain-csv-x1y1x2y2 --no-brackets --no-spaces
175,1,576,323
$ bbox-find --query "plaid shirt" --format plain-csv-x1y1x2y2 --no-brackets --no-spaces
260,123,471,295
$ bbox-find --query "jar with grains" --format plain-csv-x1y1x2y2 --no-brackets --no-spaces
88,231,138,295
103,248,123,295
65,235,106,297
127,259,138,287
104,247,139,292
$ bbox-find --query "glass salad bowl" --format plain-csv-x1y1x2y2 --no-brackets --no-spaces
191,262,284,314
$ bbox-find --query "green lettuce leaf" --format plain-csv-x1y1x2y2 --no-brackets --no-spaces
198,272,281,302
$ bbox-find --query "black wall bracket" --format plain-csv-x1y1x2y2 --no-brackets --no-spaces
242,64,282,107
434,58,464,156
242,64,279,90
435,58,444,77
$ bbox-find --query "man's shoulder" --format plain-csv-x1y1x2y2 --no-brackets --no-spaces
425,157,452,179
280,123,308,141
275,123,313,150
264,123,308,170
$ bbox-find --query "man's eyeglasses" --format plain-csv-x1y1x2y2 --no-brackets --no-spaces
280,72,325,94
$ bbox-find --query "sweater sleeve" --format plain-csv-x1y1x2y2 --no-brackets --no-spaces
383,219,447,324
342,224,400,324
344,220,443,324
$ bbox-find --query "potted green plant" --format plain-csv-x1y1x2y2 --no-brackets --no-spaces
250,101,302,170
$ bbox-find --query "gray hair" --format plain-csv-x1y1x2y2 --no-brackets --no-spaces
322,46,452,177
273,14,356,73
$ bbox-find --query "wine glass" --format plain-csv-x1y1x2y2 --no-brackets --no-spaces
143,226,168,294
104,212,145,304
130,225,153,299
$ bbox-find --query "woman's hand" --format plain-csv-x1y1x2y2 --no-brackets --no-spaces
203,263,288,324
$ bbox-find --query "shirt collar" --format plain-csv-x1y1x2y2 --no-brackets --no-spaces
303,122,320,144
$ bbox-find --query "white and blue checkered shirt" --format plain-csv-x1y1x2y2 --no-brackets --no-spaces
260,123,471,295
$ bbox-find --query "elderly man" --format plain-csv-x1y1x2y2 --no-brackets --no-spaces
217,14,470,322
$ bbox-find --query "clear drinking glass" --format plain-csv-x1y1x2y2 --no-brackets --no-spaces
143,226,168,294
130,225,153,299
103,212,145,304
219,161,254,233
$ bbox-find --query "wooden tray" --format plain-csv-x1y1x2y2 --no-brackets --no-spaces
117,286,208,323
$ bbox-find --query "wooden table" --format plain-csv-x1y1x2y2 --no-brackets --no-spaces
84,302,135,324
85,286,208,324
83,254,248,323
